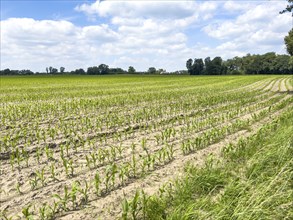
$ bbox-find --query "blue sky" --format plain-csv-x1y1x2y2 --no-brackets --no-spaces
1,1,98,26
0,0,292,72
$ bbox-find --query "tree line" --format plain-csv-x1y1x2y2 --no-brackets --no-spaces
1,52,292,76
0,64,175,76
186,52,293,75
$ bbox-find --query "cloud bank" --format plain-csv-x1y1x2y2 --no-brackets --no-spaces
1,0,291,72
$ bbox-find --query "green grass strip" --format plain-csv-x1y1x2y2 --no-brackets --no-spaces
132,110,293,220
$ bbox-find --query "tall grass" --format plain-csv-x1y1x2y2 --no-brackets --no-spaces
125,110,293,219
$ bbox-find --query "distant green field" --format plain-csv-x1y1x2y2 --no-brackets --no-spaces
0,75,292,219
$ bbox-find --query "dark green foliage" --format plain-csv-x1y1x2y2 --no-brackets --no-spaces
148,67,157,74
187,52,293,75
60,67,65,73
205,56,227,75
0,69,34,75
285,28,293,56
186,58,205,75
280,0,293,15
87,66,99,75
87,64,109,75
70,68,86,75
128,66,136,74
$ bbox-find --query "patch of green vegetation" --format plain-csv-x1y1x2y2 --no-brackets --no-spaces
125,109,293,220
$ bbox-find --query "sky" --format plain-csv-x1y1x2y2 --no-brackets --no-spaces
0,0,292,72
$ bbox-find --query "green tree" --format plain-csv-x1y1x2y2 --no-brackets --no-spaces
224,56,243,74
284,28,293,56
128,66,136,74
71,68,85,75
148,67,156,74
193,58,204,75
186,59,193,74
186,58,204,75
51,68,58,74
204,57,226,75
87,66,99,75
98,64,109,75
280,0,293,15
60,67,65,73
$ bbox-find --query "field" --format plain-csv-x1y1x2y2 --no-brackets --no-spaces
0,75,292,220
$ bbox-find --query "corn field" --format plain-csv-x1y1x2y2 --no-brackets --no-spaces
0,75,292,219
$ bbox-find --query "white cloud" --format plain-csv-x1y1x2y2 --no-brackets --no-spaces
1,1,291,72
223,1,252,12
75,0,197,19
0,18,120,71
203,1,291,55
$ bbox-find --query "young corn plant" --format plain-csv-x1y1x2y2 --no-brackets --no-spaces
53,186,70,211
130,190,140,220
131,154,137,178
36,147,41,164
121,197,129,220
105,166,112,192
9,153,15,171
62,157,73,177
141,190,150,220
90,152,98,168
36,167,46,186
39,205,46,220
38,203,53,220
70,181,80,209
30,175,39,190
67,159,74,177
85,155,92,170
78,180,90,206
45,145,54,161
94,172,101,196
117,144,123,158
110,163,118,187
65,143,70,157
110,145,117,162
50,162,58,181
22,204,33,220
16,182,22,195
22,148,29,167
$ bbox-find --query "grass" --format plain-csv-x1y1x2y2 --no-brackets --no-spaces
131,109,293,220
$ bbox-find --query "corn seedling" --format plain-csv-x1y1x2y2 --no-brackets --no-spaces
70,181,80,209
94,172,101,195
78,180,90,205
22,205,33,220
16,182,22,195
30,175,39,190
53,186,70,211
130,190,140,220
121,197,129,220
36,168,46,186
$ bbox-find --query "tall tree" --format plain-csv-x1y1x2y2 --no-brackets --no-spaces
87,66,99,75
280,0,293,16
186,59,193,74
193,58,204,75
148,67,157,74
128,66,136,74
51,68,58,74
284,28,293,56
98,64,109,75
60,67,65,73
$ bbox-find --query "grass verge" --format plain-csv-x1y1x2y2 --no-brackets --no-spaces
123,109,293,220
